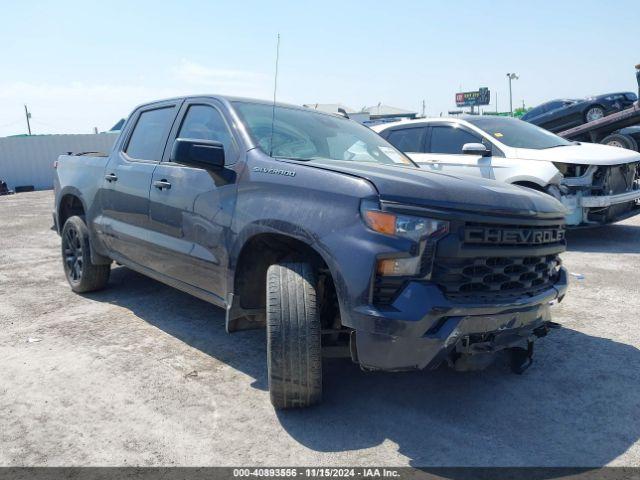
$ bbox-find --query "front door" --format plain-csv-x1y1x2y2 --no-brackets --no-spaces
146,99,241,300
418,124,495,180
98,101,180,265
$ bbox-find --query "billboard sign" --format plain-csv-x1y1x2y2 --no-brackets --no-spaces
455,87,491,107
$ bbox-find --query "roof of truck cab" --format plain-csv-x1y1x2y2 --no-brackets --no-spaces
133,95,326,113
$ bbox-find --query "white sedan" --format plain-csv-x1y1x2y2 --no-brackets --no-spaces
373,116,640,226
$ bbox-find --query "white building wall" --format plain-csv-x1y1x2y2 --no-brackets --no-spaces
0,133,118,190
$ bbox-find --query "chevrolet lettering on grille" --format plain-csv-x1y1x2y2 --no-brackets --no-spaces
465,227,565,245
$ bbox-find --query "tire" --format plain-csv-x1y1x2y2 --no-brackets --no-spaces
601,133,639,152
266,262,322,409
584,105,605,123
61,215,110,293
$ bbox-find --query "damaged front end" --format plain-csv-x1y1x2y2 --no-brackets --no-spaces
554,161,640,226
449,318,561,374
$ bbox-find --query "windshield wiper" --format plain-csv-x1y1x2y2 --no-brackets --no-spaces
544,144,572,149
273,156,315,161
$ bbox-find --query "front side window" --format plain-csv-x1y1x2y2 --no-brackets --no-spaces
177,105,234,158
232,101,415,166
429,126,480,154
125,107,175,161
386,127,426,153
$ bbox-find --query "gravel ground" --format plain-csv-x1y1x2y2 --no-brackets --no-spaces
1,190,639,467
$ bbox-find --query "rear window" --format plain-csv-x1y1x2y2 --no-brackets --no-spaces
125,107,175,161
545,101,564,112
386,127,426,153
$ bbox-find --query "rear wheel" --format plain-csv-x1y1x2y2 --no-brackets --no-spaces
266,262,322,409
584,106,605,123
61,216,110,293
601,133,639,152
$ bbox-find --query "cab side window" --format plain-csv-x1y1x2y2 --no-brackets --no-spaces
429,126,481,154
386,127,426,153
177,105,235,161
125,107,176,161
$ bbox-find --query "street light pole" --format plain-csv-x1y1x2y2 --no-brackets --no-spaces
508,76,512,115
506,73,519,116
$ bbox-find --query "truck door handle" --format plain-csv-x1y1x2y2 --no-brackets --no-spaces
104,173,118,182
153,180,172,190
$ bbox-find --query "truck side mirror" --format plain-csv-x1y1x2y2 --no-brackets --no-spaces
171,138,225,170
462,142,491,157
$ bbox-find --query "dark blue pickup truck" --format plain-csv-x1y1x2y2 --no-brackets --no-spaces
53,95,568,408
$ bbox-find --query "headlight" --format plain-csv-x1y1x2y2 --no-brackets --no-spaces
361,201,449,276
552,162,568,175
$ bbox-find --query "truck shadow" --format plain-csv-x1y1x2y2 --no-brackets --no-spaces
566,223,640,253
90,266,269,390
90,266,640,468
284,327,640,467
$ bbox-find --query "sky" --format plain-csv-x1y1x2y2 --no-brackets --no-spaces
1,0,639,136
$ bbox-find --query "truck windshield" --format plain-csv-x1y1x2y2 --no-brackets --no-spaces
465,116,573,149
232,101,415,166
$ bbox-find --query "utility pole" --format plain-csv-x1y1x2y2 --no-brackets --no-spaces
506,73,519,116
24,104,32,135
421,99,426,117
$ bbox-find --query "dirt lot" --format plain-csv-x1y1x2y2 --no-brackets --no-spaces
1,190,639,467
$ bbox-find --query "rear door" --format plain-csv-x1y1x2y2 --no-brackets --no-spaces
99,100,180,265
146,98,241,300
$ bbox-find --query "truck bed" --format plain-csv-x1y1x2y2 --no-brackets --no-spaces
54,153,110,215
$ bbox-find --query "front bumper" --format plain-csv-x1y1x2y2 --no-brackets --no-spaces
580,189,640,208
351,267,568,371
561,190,640,226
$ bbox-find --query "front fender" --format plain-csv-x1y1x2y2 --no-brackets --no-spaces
227,220,353,325
504,162,561,188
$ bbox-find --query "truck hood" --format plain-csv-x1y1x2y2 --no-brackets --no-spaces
296,159,565,218
514,142,640,165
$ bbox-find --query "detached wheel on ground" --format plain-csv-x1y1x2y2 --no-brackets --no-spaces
601,133,639,152
584,106,605,123
266,262,322,409
61,215,110,293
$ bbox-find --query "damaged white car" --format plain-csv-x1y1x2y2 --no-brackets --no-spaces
373,116,640,226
